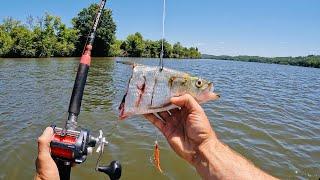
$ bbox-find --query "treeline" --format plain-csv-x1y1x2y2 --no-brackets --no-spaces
0,4,200,58
0,4,116,57
0,15,78,57
202,54,320,68
110,32,201,58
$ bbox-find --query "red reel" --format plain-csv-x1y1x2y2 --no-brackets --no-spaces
50,126,94,164
51,134,77,160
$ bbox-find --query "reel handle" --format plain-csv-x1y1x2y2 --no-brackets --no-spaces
98,160,122,180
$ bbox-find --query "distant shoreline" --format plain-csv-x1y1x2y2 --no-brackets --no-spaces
1,55,320,69
202,54,320,68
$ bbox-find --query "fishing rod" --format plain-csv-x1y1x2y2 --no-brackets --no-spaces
49,0,121,179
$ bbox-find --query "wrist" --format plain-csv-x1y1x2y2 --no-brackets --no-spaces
193,136,221,179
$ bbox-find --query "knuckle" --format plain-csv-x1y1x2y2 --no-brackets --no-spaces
37,136,46,144
185,94,195,104
186,95,192,103
184,94,192,99
45,127,52,132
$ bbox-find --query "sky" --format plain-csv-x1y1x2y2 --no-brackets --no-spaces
0,0,319,57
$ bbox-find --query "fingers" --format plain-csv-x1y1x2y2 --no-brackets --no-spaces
158,111,171,121
169,108,181,116
170,94,201,111
38,127,54,155
143,114,165,132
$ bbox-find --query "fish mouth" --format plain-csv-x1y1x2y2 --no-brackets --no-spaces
198,82,220,103
207,82,214,92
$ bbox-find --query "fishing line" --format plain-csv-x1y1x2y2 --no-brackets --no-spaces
155,0,166,170
159,0,166,71
150,0,167,174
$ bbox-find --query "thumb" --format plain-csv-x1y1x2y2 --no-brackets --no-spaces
37,127,54,155
170,94,201,111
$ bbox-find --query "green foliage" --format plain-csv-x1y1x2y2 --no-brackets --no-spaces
0,14,77,57
118,32,201,59
157,39,172,58
0,18,35,57
1,17,20,32
0,4,201,59
32,14,78,57
125,32,144,57
9,24,35,57
143,40,158,58
172,42,183,58
55,22,78,57
202,54,320,68
0,26,13,56
72,4,116,57
109,39,123,57
33,14,58,57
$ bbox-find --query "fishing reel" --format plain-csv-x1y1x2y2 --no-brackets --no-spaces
50,125,122,180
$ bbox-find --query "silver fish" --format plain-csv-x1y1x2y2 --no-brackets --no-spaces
119,63,219,119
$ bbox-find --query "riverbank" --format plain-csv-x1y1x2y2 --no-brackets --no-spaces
202,54,320,68
3,55,320,69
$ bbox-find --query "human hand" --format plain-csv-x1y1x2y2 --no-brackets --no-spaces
144,94,218,166
35,127,59,180
145,95,277,180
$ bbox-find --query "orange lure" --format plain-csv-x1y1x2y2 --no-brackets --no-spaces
154,141,163,173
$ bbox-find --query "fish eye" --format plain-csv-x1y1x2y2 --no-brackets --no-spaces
195,79,203,88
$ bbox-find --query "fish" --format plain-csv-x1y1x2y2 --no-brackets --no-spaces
118,62,220,119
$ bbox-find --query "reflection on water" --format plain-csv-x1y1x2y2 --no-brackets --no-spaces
0,57,319,179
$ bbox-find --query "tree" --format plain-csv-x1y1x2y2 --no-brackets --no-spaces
0,26,13,57
109,39,123,57
9,25,35,57
0,18,35,57
55,20,78,56
72,4,116,57
188,47,201,59
172,42,184,58
0,9,204,59
143,40,158,58
119,41,128,56
1,17,20,32
125,32,144,57
33,14,58,57
31,13,78,57
157,39,172,58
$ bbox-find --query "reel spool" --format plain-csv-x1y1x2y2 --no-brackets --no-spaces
50,125,122,180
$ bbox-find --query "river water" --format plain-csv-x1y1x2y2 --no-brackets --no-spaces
0,57,319,179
